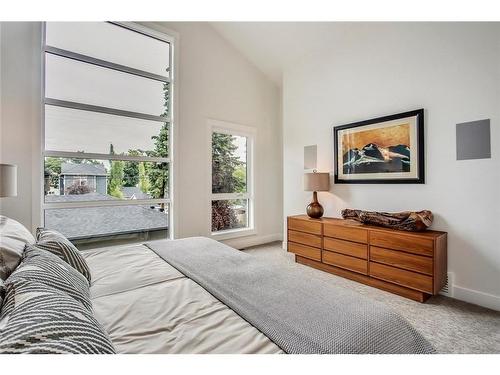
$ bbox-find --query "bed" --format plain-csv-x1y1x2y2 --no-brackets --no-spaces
0,215,433,354
83,242,283,354
83,237,434,354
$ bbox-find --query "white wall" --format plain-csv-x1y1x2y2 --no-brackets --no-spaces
143,22,283,248
283,23,500,310
0,22,42,232
0,22,283,248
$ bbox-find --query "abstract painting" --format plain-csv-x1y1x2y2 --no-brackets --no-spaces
334,109,424,183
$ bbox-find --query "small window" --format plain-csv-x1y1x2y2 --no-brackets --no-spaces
209,121,255,237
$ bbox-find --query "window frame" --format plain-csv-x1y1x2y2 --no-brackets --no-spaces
40,21,176,240
208,119,256,240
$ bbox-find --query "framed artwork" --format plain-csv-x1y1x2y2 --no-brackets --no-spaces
334,109,424,184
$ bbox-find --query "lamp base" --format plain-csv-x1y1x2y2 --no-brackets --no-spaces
306,191,324,219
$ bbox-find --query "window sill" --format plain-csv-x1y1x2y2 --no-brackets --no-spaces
210,227,256,241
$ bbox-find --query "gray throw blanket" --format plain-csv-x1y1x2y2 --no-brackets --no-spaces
146,237,434,354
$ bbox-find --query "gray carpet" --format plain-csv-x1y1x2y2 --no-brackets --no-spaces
243,242,500,354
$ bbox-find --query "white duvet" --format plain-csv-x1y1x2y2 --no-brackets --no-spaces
82,243,282,354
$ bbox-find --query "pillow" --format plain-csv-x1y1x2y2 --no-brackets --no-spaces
36,227,91,284
5,245,92,311
0,215,36,281
0,278,115,354
0,278,4,309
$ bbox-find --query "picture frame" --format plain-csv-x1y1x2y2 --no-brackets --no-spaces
334,109,425,184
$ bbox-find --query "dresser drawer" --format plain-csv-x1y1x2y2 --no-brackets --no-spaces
324,237,367,259
369,262,433,293
288,217,322,235
370,246,433,275
323,223,368,244
322,250,368,275
370,231,433,256
288,230,321,248
288,242,321,261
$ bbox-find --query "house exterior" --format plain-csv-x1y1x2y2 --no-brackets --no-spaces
60,163,108,195
121,186,151,200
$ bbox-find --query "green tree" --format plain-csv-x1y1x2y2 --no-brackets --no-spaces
146,160,167,199
107,160,125,199
146,123,168,198
211,133,246,231
211,133,244,193
232,165,246,193
163,82,170,118
138,162,150,194
146,80,170,199
45,157,62,189
123,149,142,187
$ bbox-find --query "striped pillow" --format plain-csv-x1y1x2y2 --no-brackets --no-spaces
0,278,115,354
0,278,4,310
36,228,91,284
5,245,92,311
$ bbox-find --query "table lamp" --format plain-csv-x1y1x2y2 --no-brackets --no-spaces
0,164,18,197
304,171,329,219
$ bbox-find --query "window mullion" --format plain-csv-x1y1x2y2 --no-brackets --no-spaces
211,193,250,201
45,45,170,83
44,150,169,164
45,98,170,123
43,198,170,210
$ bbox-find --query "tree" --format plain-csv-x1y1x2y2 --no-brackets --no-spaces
66,182,91,195
123,149,142,187
45,157,62,189
211,133,245,193
146,123,168,199
211,133,246,231
138,162,150,194
146,80,170,199
146,160,167,199
232,165,246,193
212,200,238,231
123,162,139,187
163,82,170,118
109,185,123,199
107,160,125,199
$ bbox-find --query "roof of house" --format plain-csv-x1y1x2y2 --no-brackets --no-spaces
61,163,108,176
45,193,117,202
121,186,151,200
44,193,167,240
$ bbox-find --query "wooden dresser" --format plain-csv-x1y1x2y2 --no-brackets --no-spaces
287,215,447,302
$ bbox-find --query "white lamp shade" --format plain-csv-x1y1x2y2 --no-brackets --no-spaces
0,164,17,197
304,172,330,192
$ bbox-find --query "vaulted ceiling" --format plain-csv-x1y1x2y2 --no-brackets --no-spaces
210,22,363,86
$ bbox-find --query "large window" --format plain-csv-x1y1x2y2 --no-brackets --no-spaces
42,22,174,242
209,120,255,238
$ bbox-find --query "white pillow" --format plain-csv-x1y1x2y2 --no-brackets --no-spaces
0,215,35,281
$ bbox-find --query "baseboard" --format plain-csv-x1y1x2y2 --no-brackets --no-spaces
452,285,500,311
222,233,283,250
